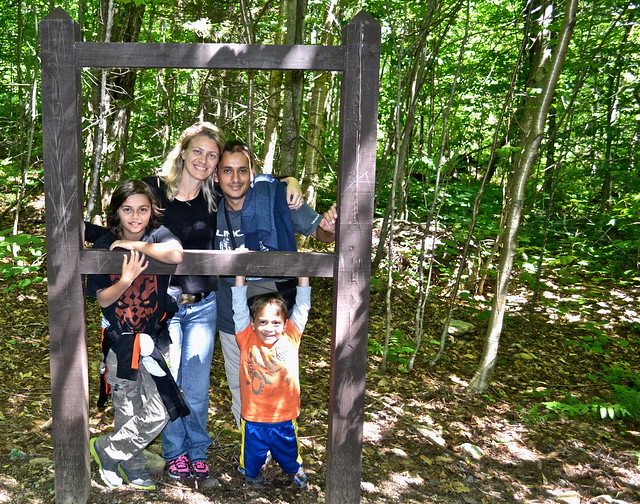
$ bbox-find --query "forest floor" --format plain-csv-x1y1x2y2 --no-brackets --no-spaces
0,247,639,503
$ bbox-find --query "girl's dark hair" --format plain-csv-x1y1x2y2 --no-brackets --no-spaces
250,292,288,320
106,180,163,237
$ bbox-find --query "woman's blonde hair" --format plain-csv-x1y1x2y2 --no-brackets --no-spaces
160,121,226,214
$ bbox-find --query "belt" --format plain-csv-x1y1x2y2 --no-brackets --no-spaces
179,292,210,305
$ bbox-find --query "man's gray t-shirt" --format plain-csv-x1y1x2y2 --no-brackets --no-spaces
214,199,321,334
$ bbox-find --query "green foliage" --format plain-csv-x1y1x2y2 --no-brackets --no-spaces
542,397,630,420
564,323,610,354
611,384,640,419
368,329,414,372
522,404,558,424
526,364,640,423
0,229,44,292
525,393,629,422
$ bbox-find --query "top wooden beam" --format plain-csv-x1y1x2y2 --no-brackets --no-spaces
75,42,346,71
46,6,346,72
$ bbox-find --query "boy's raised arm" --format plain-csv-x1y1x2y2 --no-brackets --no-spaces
290,277,311,332
232,276,251,333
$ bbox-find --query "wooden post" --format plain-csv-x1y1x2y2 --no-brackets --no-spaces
326,11,381,504
40,8,90,504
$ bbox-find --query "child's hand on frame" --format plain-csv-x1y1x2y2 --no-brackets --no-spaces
110,239,137,251
235,276,246,287
120,249,149,285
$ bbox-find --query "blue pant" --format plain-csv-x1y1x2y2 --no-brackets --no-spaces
161,292,216,462
240,418,302,478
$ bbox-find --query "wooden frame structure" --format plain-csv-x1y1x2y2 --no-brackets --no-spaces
40,8,380,504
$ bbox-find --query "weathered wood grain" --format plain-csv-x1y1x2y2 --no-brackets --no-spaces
40,8,90,504
76,42,346,71
79,249,335,277
326,11,381,504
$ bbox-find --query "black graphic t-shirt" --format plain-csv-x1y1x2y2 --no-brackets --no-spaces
143,176,218,294
86,226,177,333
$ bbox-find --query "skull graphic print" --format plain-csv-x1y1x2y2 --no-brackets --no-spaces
112,273,160,332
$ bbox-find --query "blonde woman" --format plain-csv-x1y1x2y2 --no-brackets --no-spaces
143,121,224,482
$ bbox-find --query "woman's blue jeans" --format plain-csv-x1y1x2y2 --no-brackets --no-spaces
161,292,216,462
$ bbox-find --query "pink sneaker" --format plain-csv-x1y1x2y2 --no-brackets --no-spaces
166,454,192,481
191,459,210,481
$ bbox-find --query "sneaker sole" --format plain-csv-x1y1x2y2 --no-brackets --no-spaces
166,471,192,481
89,438,122,488
118,466,157,491
165,464,192,481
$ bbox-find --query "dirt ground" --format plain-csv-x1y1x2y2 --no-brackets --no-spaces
0,274,639,504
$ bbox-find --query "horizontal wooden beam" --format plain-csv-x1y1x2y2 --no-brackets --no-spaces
75,42,346,71
79,249,335,277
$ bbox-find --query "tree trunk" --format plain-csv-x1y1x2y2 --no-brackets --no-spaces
262,0,288,174
468,0,577,393
85,0,144,221
12,0,26,235
599,14,633,211
374,1,457,266
240,0,256,151
279,0,307,176
421,0,471,368
299,0,341,207
475,0,545,295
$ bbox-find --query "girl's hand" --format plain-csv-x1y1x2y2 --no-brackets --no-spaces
110,239,136,251
96,249,149,308
120,249,149,285
283,177,304,210
235,276,246,286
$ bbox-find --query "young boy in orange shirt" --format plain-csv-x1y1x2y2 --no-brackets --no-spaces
231,275,311,489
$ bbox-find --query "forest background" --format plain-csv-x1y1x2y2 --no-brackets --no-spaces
0,0,639,503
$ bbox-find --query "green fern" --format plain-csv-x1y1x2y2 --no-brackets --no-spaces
612,384,640,418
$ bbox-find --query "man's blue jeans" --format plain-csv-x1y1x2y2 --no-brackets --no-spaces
162,292,216,463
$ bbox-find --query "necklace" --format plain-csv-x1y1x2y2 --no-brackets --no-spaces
176,188,199,205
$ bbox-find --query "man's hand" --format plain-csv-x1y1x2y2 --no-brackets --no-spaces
310,202,337,243
319,203,337,235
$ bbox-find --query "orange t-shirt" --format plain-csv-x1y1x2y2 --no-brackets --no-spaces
236,322,302,423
